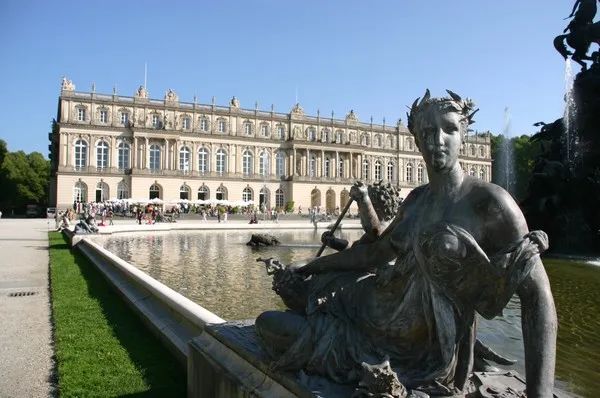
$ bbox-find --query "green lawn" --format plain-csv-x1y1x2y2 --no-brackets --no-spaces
48,232,186,397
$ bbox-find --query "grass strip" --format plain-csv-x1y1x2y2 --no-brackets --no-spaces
48,232,185,397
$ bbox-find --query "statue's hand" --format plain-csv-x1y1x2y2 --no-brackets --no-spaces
321,231,335,246
350,181,369,202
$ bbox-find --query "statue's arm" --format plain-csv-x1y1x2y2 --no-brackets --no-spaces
516,259,557,398
299,233,396,274
567,0,581,18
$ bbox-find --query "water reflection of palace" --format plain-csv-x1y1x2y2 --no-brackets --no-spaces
50,79,491,210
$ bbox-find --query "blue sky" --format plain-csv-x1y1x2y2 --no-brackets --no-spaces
0,0,579,156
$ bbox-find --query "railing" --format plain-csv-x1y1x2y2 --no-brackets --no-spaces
58,166,131,175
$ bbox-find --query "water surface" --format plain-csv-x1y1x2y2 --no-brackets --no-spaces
98,231,600,397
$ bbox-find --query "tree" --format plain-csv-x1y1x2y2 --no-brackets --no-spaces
0,143,50,215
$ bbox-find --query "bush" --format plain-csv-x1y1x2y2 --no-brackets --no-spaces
285,201,295,213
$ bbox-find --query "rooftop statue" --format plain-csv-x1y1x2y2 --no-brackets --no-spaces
230,96,240,108
61,76,75,91
256,90,557,397
135,85,148,99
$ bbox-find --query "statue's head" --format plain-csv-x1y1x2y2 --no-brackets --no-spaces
368,181,402,222
407,90,477,172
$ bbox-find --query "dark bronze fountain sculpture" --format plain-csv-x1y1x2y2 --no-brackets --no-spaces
524,0,600,255
256,91,558,397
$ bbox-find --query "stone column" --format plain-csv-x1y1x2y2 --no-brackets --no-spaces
144,137,149,169
291,148,296,177
350,152,353,179
335,151,339,178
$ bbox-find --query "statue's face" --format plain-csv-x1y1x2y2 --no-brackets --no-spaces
416,107,463,172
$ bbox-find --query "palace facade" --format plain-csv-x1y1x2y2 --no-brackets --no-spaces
48,78,492,211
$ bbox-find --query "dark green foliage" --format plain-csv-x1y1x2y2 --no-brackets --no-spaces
0,139,50,214
48,232,186,397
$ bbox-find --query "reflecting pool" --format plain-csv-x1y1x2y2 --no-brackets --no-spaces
97,231,600,397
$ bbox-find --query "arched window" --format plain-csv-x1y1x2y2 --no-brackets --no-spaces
406,162,413,183
216,185,227,200
259,150,269,177
387,161,395,182
275,152,285,177
179,184,190,200
311,188,321,207
198,185,209,200
362,158,370,180
470,145,476,157
117,142,130,170
406,138,413,151
73,181,87,202
374,159,382,181
95,182,109,202
149,183,161,199
242,150,253,176
308,127,316,141
417,163,424,183
149,144,161,171
200,116,209,132
96,141,109,169
479,168,486,180
324,157,331,178
309,155,317,177
338,158,344,178
74,139,88,170
469,167,476,176
275,189,285,208
117,181,129,199
216,149,227,174
242,187,253,202
326,189,336,213
340,189,350,208
217,118,226,133
198,147,209,173
259,187,270,208
179,146,191,172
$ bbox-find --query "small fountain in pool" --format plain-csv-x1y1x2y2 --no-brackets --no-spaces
495,107,515,196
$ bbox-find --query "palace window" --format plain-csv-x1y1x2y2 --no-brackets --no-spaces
374,160,382,181
362,158,370,180
179,146,190,172
387,161,395,181
180,184,190,200
259,150,269,177
182,117,191,130
149,184,161,199
218,119,226,133
149,144,161,170
152,114,160,128
479,168,486,180
198,147,209,173
479,146,485,157
324,157,331,178
406,162,413,183
242,150,253,175
117,181,129,199
244,122,253,135
276,152,285,177
323,129,331,143
406,138,413,151
336,130,343,143
74,139,88,170
470,145,476,157
99,109,108,123
216,186,226,200
309,155,316,177
77,108,86,122
73,181,87,202
308,128,316,141
216,149,226,174
260,124,269,137
242,187,253,202
275,189,284,208
96,182,109,202
469,167,476,176
417,163,424,183
120,112,129,125
200,117,209,132
277,125,285,140
339,158,344,178
117,142,130,170
375,135,382,147
96,141,109,169
198,185,209,200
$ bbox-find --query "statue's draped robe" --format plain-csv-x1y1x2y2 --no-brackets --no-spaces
262,223,547,389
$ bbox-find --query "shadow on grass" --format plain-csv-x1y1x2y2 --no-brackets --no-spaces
57,234,186,397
